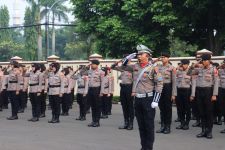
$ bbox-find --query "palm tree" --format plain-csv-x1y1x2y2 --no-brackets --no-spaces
26,0,43,60
41,0,69,55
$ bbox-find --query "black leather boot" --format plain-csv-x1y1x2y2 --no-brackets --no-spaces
48,115,56,123
176,121,184,129
196,126,206,138
182,121,189,130
163,125,171,134
156,124,165,133
127,120,133,130
118,120,129,129
206,128,213,139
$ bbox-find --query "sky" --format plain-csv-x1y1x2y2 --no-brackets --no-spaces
0,0,75,26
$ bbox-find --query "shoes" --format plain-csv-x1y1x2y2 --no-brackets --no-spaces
7,116,18,120
127,124,133,130
88,122,100,127
100,115,108,119
220,129,225,133
118,121,128,129
156,125,165,133
61,112,69,116
176,124,184,130
39,114,46,118
28,117,39,122
18,109,24,113
174,118,180,122
182,124,189,130
163,126,171,134
76,116,82,120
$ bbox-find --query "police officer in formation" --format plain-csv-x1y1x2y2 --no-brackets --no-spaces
87,60,104,127
27,63,42,122
112,58,134,130
72,65,89,121
48,62,64,123
113,45,163,150
156,53,177,134
191,53,219,139
175,59,192,130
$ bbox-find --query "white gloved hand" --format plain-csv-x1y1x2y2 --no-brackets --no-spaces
151,102,158,108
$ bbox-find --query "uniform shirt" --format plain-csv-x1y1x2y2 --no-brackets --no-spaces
218,68,225,89
191,65,219,97
18,74,29,91
62,74,73,94
88,69,104,88
100,75,112,95
74,73,89,95
176,68,192,89
113,66,133,85
117,62,163,94
1,75,8,90
48,72,64,95
28,71,42,93
158,63,177,96
40,71,48,91
7,70,20,91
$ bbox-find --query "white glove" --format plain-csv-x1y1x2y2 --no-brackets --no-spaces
151,102,158,108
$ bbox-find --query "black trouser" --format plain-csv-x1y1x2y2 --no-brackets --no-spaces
159,83,172,127
217,88,225,121
29,93,41,118
120,84,134,123
40,90,47,114
101,94,109,116
77,93,87,117
196,87,213,130
107,94,113,114
87,87,101,123
62,93,71,113
135,96,155,150
176,88,191,124
8,91,19,116
0,91,3,108
70,88,74,107
2,89,9,107
19,91,27,110
49,95,61,118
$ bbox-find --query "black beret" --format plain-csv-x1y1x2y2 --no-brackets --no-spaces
91,59,100,65
180,59,190,65
161,52,170,58
201,53,211,61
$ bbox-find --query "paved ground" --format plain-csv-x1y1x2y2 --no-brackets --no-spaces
0,103,224,150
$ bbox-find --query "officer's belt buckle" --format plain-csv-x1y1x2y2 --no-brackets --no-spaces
136,92,153,98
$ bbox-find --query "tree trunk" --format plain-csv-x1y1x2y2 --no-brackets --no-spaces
52,12,55,55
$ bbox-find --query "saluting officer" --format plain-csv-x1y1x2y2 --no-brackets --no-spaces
191,53,219,139
27,63,42,122
112,58,134,130
6,61,21,120
113,44,163,150
175,59,192,130
156,53,176,134
87,60,104,127
48,62,64,123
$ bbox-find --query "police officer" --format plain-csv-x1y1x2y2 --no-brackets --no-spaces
113,44,163,150
72,65,89,121
156,53,176,134
191,53,219,139
175,59,192,130
48,62,64,123
112,59,134,130
6,61,20,120
100,67,112,119
61,67,72,116
217,60,225,133
87,59,104,127
39,64,48,118
107,68,114,115
27,63,42,122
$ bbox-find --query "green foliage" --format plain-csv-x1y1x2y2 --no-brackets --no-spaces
0,5,11,41
24,7,38,60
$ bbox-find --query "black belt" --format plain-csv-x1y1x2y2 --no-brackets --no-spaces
42,83,45,85
29,83,39,86
120,83,132,86
78,86,85,88
20,84,24,85
104,86,109,89
9,81,17,83
64,86,68,88
49,85,60,88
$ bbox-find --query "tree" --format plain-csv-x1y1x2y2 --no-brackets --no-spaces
171,0,225,55
24,7,38,60
0,5,11,41
71,0,176,58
